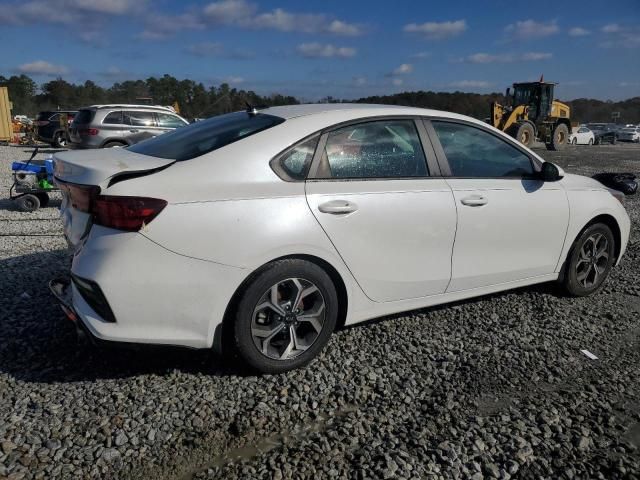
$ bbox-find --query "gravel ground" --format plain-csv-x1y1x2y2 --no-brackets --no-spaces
0,143,639,480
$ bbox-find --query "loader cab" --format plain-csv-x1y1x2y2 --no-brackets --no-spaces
512,82,555,121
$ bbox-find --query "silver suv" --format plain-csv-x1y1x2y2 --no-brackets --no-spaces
69,105,189,149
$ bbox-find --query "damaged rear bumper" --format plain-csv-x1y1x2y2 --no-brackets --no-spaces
49,277,96,345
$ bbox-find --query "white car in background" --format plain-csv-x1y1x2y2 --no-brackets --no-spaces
570,126,595,145
618,126,640,143
50,104,630,373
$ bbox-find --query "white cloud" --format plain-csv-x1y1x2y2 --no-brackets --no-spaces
411,51,431,59
464,52,552,63
0,0,144,24
326,20,362,36
602,23,621,33
68,0,144,15
392,78,403,86
139,1,364,39
185,42,224,57
203,0,256,23
521,52,553,61
568,27,590,36
352,76,366,87
403,19,467,39
139,12,204,40
467,53,514,63
619,82,639,87
449,80,491,89
296,43,356,58
15,60,69,76
504,19,559,40
223,76,244,84
393,63,413,74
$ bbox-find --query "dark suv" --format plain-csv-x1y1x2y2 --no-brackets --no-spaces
69,105,188,149
35,110,77,147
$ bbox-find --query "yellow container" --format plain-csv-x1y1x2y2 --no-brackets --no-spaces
0,87,12,142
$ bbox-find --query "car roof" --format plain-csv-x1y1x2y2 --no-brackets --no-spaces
260,103,474,122
83,104,176,112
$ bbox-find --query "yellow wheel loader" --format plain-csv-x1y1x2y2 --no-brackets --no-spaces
490,79,571,150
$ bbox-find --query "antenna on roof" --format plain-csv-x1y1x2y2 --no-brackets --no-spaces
246,102,258,116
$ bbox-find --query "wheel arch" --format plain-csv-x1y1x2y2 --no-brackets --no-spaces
214,253,349,355
560,213,622,281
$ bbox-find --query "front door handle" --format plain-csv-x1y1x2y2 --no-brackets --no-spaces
460,195,488,207
129,129,139,133
318,200,358,215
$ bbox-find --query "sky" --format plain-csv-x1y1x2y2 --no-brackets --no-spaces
1,0,639,101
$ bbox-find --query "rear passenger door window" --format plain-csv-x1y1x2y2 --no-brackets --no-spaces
432,121,534,178
313,120,428,179
124,111,156,127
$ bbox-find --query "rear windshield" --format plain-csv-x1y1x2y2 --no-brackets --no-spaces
73,109,95,125
127,111,285,161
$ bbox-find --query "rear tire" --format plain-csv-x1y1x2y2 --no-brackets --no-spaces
35,192,50,208
546,123,569,151
562,223,615,297
588,138,593,146
53,132,67,148
233,259,338,374
16,194,40,212
102,141,126,148
572,137,577,145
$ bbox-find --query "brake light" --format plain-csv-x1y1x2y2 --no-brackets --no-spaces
58,181,166,231
79,128,99,136
93,196,167,231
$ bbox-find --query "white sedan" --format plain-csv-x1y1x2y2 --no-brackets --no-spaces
618,127,640,143
570,126,595,145
50,104,630,373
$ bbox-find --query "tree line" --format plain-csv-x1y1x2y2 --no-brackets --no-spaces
0,74,298,120
1,73,639,124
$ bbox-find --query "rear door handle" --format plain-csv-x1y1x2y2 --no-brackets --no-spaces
318,200,358,215
460,195,488,207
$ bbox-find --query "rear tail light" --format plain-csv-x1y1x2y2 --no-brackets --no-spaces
79,128,99,136
58,182,166,231
93,196,167,231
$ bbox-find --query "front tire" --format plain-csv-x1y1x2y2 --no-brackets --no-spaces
515,123,535,147
233,259,338,373
102,141,126,148
588,138,593,146
562,223,615,296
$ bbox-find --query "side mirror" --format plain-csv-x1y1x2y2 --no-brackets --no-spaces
540,162,564,181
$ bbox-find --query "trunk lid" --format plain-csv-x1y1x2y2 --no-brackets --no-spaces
53,147,174,188
54,148,174,249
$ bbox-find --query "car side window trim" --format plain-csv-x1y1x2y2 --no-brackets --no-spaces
423,118,542,179
306,116,433,181
270,133,321,182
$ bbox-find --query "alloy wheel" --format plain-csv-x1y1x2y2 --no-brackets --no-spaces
575,233,609,288
251,278,326,360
